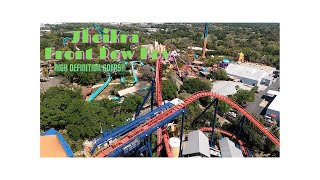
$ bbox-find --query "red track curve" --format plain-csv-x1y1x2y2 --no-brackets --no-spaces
93,91,279,157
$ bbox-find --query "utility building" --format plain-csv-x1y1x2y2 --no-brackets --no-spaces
219,137,243,157
266,94,280,122
261,75,274,86
225,64,269,86
182,130,210,157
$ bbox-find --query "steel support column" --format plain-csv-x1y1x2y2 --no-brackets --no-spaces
237,117,246,138
179,110,186,157
193,98,218,125
150,84,154,112
146,141,153,157
210,99,219,148
135,79,155,118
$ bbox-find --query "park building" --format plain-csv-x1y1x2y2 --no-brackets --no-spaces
218,137,243,157
265,91,280,122
225,63,272,86
261,75,274,86
40,128,74,157
182,130,210,157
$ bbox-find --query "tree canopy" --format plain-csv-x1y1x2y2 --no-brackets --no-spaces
121,94,143,114
218,101,232,114
214,69,228,80
231,88,255,107
41,87,138,145
182,78,212,94
182,78,212,106
162,80,178,100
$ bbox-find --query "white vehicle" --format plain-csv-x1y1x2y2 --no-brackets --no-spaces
264,115,273,124
227,111,237,118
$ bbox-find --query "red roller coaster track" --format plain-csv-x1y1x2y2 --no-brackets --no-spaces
162,129,173,157
155,57,163,156
155,57,163,106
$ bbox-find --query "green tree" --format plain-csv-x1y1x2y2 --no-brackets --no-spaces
182,78,212,106
121,94,143,113
182,78,212,94
183,102,202,130
162,80,178,100
250,86,259,93
231,89,255,107
95,99,120,116
264,124,279,154
63,99,106,139
40,86,132,143
176,37,193,49
66,124,81,140
242,119,266,151
218,101,232,115
40,87,82,130
204,58,219,67
214,69,228,80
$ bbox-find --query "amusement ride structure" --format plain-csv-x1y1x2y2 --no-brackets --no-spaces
89,57,280,157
